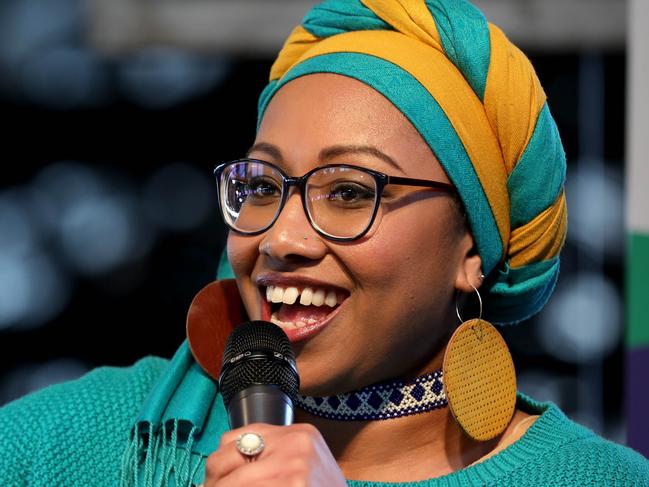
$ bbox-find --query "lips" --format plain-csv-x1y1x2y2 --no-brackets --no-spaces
256,277,349,342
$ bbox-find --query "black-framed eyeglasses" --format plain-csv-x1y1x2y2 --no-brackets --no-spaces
214,158,458,242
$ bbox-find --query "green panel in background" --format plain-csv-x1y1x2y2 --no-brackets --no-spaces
628,231,649,347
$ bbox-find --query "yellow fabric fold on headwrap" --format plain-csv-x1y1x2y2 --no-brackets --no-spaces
271,29,511,254
509,192,567,267
269,26,320,82
484,25,547,175
361,0,443,52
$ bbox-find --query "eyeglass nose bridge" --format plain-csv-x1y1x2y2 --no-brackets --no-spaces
270,173,313,230
282,174,308,190
278,174,309,205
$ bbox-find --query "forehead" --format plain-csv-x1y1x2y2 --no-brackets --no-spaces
255,73,446,180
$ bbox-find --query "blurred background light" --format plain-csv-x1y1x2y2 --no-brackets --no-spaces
0,250,69,331
30,161,109,235
538,273,622,363
566,163,625,258
0,0,83,96
58,193,152,275
7,159,217,283
0,190,38,257
0,0,80,62
117,48,230,108
143,163,214,232
19,45,109,109
0,190,70,330
29,161,156,276
0,359,89,406
517,371,565,408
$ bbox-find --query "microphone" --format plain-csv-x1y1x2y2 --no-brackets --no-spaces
219,321,300,428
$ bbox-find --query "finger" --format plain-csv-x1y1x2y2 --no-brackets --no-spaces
209,454,305,487
204,456,275,487
205,440,260,481
207,425,278,481
217,423,279,448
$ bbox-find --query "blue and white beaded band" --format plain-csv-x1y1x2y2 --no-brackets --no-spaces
295,369,447,421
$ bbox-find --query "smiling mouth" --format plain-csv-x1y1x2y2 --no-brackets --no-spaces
261,284,348,340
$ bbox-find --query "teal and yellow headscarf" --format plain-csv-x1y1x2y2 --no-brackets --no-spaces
255,0,567,324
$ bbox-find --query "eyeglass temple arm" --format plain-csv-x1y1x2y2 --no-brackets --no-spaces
387,176,457,193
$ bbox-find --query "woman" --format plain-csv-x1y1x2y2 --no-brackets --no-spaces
1,1,647,486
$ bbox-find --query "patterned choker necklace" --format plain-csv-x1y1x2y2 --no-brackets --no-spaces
295,369,447,421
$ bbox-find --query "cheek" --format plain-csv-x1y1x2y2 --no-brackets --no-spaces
227,233,258,277
352,203,462,300
318,209,461,385
226,232,263,318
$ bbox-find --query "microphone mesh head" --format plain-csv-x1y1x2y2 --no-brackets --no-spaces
219,321,299,406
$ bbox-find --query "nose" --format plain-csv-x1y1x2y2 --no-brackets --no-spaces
258,191,327,265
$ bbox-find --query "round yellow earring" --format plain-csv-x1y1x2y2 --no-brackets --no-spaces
442,285,517,441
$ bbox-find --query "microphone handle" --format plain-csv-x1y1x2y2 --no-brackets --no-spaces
227,385,294,428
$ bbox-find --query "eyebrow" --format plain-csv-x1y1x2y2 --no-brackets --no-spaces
246,142,281,160
246,142,403,171
319,145,403,171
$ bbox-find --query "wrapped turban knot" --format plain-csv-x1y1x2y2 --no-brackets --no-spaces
256,0,567,324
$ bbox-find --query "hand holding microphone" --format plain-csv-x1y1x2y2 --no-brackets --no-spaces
202,320,347,487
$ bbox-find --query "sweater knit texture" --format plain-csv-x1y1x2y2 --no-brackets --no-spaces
1,351,648,486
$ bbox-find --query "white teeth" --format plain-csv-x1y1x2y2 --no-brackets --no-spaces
299,288,314,306
266,285,274,302
282,287,299,305
265,285,342,307
312,289,325,306
271,311,318,331
271,286,284,303
271,311,295,329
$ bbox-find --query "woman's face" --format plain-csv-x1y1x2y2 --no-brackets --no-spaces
227,73,480,396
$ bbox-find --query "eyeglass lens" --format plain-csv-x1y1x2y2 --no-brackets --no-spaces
219,161,380,239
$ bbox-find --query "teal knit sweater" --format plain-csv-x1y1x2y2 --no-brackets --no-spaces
1,352,648,486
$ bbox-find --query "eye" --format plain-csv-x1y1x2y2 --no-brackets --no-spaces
248,177,281,198
329,182,376,204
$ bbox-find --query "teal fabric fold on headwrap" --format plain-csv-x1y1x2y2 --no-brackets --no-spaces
302,0,390,38
257,51,503,274
424,0,490,100
257,80,279,132
508,103,566,228
487,258,560,323
301,0,490,101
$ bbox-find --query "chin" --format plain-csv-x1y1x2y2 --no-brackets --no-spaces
295,353,372,397
298,379,347,397
294,357,341,397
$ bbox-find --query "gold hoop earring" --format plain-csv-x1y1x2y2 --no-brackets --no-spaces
442,285,517,441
